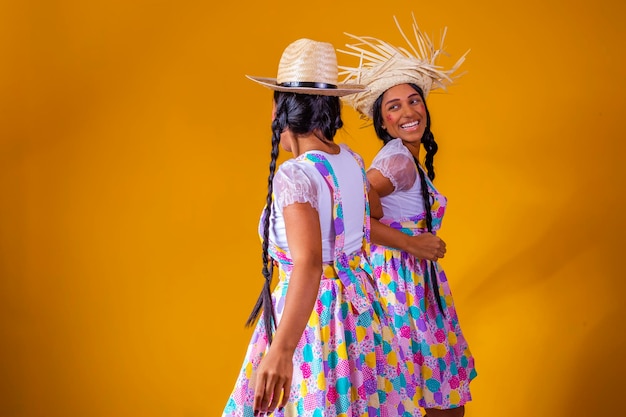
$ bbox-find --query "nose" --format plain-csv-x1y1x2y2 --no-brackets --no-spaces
401,105,416,118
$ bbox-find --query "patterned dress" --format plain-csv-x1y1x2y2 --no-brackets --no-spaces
223,145,421,417
368,139,477,409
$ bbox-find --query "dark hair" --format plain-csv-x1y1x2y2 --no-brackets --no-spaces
246,91,344,344
372,83,445,314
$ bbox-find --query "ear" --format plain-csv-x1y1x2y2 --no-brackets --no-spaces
271,100,276,121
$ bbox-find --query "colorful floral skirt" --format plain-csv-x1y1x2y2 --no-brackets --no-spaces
370,244,477,409
222,254,421,417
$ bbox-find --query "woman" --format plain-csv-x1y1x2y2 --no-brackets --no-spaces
339,15,477,417
222,38,421,417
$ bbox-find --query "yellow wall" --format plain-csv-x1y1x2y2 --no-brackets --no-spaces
1,1,624,416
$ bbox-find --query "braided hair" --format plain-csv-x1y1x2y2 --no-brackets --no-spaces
372,83,445,314
246,91,343,344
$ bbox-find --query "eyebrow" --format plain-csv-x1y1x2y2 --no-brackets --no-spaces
384,93,421,107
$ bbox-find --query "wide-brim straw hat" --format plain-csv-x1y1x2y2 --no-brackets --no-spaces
338,14,469,119
247,38,367,97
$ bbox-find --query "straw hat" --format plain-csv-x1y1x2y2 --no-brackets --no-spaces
247,38,367,97
338,14,469,119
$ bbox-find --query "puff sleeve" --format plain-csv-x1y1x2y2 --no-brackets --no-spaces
369,148,417,191
273,162,320,211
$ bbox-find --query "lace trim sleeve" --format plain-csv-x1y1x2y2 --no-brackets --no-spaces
273,162,320,211
369,152,417,191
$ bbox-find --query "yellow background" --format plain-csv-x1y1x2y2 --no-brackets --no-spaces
1,0,625,416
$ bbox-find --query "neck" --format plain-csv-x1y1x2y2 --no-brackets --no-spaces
292,132,339,156
402,141,421,160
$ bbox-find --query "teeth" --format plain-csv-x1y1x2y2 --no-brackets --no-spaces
401,120,419,128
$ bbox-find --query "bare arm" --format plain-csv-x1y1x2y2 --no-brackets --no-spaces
368,169,446,261
253,202,322,414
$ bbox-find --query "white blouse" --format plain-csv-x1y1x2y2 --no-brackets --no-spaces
262,145,367,262
369,138,425,220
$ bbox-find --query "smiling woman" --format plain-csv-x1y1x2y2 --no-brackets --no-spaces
339,14,476,417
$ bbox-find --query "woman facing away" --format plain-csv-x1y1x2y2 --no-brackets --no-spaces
222,38,421,417
339,15,477,417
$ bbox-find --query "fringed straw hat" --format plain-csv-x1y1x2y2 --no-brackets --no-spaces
247,38,367,97
338,14,469,119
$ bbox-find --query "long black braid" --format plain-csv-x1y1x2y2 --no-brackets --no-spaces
415,158,445,314
372,83,445,315
244,101,282,344
246,91,343,344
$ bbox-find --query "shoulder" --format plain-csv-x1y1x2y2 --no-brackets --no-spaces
371,139,413,167
381,138,411,156
275,159,322,185
273,159,325,209
337,144,366,170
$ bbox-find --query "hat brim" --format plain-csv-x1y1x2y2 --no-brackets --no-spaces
246,75,367,97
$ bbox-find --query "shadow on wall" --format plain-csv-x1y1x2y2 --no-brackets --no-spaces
562,309,626,417
456,176,625,415
466,193,594,300
464,173,622,302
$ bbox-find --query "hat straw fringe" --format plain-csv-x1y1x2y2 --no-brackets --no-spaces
337,13,469,118
338,13,468,91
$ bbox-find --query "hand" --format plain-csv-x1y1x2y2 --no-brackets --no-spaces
405,233,447,262
253,346,292,415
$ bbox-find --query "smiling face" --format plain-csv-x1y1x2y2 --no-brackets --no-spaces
379,83,427,147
